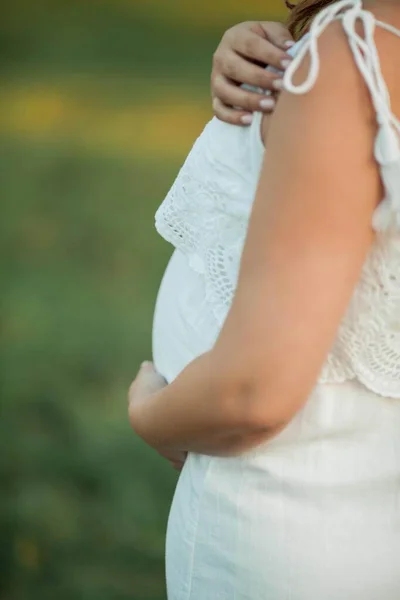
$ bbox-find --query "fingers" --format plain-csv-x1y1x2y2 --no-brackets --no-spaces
213,49,283,93
259,21,295,53
210,21,294,125
212,97,253,127
213,75,275,125
211,47,284,125
223,26,292,73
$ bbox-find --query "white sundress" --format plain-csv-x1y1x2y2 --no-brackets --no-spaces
151,1,400,598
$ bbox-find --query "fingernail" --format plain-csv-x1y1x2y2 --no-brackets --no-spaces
272,79,284,91
281,59,291,69
284,40,295,48
240,114,253,125
259,97,275,110
141,361,151,368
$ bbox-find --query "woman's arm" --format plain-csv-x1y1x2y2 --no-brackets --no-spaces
130,351,286,458
130,21,397,457
211,21,294,124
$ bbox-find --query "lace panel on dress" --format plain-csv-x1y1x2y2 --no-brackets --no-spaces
155,0,400,398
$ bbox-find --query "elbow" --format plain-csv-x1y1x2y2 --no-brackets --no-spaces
219,376,292,438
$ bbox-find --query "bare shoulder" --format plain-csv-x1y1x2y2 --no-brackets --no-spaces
267,2,400,140
369,0,400,36
369,1,400,109
261,17,373,147
315,2,400,109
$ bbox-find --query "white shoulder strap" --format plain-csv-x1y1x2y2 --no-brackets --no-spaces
283,0,400,232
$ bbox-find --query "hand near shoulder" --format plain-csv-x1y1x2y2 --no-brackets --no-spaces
211,21,295,125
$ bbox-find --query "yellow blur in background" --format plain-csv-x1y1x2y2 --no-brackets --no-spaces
1,1,286,599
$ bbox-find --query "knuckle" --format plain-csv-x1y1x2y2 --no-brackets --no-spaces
212,56,224,73
212,51,223,71
212,73,225,93
240,21,255,31
220,26,237,48
210,71,217,93
225,21,248,38
243,36,257,58
250,21,267,37
213,99,226,119
222,26,235,40
222,60,236,80
212,96,220,112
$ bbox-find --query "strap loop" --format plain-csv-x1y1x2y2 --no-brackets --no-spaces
283,0,400,232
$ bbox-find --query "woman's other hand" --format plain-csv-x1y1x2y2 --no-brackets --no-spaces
211,21,294,125
128,362,187,471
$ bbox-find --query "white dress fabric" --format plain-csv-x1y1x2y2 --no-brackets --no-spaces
151,2,400,598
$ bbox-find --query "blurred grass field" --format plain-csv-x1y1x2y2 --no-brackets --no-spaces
1,1,286,598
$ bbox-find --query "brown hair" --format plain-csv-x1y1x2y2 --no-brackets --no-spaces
286,0,337,39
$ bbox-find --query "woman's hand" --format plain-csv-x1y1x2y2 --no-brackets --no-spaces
128,362,187,471
211,21,294,125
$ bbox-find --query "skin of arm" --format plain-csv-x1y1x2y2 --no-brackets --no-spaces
130,14,400,458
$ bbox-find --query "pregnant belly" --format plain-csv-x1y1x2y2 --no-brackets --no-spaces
152,248,220,383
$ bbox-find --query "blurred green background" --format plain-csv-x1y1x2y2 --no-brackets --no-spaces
1,1,286,598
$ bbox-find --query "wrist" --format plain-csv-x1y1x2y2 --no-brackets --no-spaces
129,390,175,454
129,394,153,443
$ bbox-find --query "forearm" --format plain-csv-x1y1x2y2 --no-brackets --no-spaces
130,351,282,457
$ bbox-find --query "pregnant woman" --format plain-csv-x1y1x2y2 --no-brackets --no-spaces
129,0,400,597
